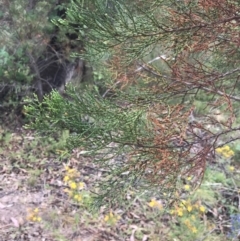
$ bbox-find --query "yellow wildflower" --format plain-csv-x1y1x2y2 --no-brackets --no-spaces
199,206,206,213
69,181,77,190
148,199,163,210
177,208,183,216
27,208,41,222
104,211,120,225
170,210,175,214
216,147,222,153
104,215,109,222
180,200,187,206
184,185,190,191
148,199,156,207
216,146,234,158
64,166,80,178
223,145,230,151
32,216,41,222
33,208,39,213
187,205,193,212
67,168,75,174
63,175,70,182
74,194,82,202
223,150,234,158
191,227,198,233
229,166,235,171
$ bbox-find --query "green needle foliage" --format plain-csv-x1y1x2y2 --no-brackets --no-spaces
25,0,240,207
25,87,191,207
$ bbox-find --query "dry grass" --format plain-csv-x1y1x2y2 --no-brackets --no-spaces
0,123,237,241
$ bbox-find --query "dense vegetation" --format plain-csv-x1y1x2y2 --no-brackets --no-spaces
1,0,240,240
26,0,240,201
0,0,87,120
